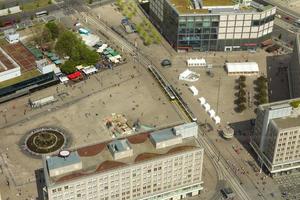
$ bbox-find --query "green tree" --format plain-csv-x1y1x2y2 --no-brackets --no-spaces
55,31,81,56
144,35,152,46
41,27,52,43
48,0,52,4
239,75,246,82
238,88,246,97
239,81,246,88
88,0,93,4
258,96,268,104
45,22,59,39
237,103,246,112
60,61,77,74
55,30,99,73
237,96,246,104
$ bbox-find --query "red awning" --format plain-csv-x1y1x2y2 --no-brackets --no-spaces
67,71,81,80
241,43,257,47
261,39,273,47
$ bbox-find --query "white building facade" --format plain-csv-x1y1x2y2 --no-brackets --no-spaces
43,123,204,200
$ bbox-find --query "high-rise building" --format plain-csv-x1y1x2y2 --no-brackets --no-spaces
148,0,276,52
288,34,300,98
42,123,204,200
250,98,300,175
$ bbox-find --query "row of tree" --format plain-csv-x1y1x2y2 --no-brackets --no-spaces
116,0,137,19
255,76,268,105
136,20,161,46
234,76,247,112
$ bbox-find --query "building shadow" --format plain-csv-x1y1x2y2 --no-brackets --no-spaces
266,54,291,102
229,119,271,174
35,168,46,200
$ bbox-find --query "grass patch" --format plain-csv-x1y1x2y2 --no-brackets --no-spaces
290,100,300,108
0,38,8,46
0,69,41,89
22,0,51,12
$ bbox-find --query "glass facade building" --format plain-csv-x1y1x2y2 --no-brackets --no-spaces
149,0,276,52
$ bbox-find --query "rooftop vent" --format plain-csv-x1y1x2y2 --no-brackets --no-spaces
108,139,133,160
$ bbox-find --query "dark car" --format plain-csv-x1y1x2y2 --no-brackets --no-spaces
221,188,235,200
161,59,172,67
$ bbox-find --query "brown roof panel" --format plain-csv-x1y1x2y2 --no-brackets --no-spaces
96,161,127,173
77,143,107,157
127,132,150,144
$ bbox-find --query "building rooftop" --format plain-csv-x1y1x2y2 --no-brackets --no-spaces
47,152,81,171
43,123,201,186
0,50,18,72
260,98,300,110
150,128,178,143
169,0,209,14
273,115,300,130
167,0,272,14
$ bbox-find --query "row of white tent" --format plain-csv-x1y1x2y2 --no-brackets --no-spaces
96,44,108,53
186,58,206,67
198,97,221,124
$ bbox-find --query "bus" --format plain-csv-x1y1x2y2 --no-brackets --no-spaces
35,10,48,18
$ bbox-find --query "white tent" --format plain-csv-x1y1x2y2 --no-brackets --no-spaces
97,44,108,53
81,34,100,47
187,58,206,67
203,103,210,111
82,66,98,75
59,76,69,83
225,62,259,76
208,109,216,118
179,69,200,82
213,116,221,124
189,85,198,96
198,97,206,105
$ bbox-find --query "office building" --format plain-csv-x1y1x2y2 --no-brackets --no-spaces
42,122,204,200
250,98,300,175
288,34,300,98
148,0,276,51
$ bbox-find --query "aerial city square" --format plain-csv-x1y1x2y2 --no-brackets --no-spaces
0,0,299,199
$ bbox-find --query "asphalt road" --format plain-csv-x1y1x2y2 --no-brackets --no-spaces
67,2,257,200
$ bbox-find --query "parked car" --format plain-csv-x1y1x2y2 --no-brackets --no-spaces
161,59,172,67
221,187,235,200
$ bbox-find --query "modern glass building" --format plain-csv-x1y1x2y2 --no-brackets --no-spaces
149,0,276,52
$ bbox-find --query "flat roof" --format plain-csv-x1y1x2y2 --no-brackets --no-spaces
226,62,259,73
167,0,265,14
47,152,81,170
150,128,178,143
44,125,201,186
273,116,300,129
260,98,300,110
0,51,17,73
1,42,36,71
168,0,209,14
